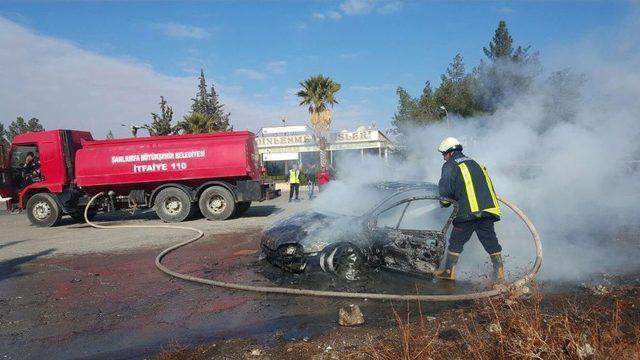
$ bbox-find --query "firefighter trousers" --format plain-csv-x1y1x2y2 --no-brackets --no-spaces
447,217,502,254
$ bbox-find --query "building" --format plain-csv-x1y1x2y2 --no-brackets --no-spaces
255,125,396,178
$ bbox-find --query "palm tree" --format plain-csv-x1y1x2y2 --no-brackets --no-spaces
177,112,215,134
296,74,341,168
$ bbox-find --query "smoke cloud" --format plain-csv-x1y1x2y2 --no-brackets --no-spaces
304,12,640,281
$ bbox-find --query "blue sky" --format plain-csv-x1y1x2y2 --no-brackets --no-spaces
0,1,632,135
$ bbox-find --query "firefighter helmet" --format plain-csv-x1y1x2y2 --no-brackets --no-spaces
438,137,462,153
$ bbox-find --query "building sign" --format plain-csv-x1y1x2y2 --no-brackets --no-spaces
333,130,378,142
256,130,380,148
263,152,299,161
262,125,308,134
255,134,315,147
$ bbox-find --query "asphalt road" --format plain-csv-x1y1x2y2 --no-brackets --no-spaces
0,192,309,262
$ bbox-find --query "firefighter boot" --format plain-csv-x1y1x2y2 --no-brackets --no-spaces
490,252,505,284
435,251,460,281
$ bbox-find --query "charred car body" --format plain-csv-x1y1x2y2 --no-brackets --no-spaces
261,182,457,279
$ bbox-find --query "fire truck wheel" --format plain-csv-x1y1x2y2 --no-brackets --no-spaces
233,201,251,217
155,187,193,223
26,193,62,227
199,186,235,221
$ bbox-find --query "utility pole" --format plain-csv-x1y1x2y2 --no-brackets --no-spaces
439,106,450,129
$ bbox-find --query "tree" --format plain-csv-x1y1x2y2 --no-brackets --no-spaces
538,69,586,133
177,112,217,134
106,130,114,139
434,54,477,117
296,74,341,168
474,20,541,112
392,82,442,128
483,20,513,61
189,69,232,132
0,122,8,148
8,117,44,141
148,96,174,136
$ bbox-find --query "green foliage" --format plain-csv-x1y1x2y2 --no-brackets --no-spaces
0,122,8,148
177,112,217,134
474,21,541,112
394,20,542,128
189,69,232,132
392,83,442,128
538,69,586,132
148,96,175,136
434,54,477,117
483,20,513,61
8,117,44,141
296,74,342,113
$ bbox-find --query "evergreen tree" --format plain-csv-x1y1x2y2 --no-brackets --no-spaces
189,69,232,132
8,117,44,141
392,82,442,128
148,96,174,136
0,122,8,148
106,130,114,139
474,20,541,112
434,54,477,117
483,21,513,61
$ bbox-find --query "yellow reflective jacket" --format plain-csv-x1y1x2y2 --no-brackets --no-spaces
289,169,300,184
438,151,500,222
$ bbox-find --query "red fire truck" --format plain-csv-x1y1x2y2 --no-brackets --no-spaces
0,129,279,227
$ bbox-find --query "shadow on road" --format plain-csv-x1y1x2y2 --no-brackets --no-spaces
0,248,56,282
0,240,29,250
241,205,280,218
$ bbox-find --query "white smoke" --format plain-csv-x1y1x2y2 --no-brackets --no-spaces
307,13,640,281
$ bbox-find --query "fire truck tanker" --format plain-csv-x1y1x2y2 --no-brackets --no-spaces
0,130,279,227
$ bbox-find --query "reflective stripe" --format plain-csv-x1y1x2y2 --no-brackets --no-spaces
458,163,479,213
480,165,501,216
289,169,300,184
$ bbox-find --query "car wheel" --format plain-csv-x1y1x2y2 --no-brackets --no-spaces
26,193,62,227
154,187,193,222
321,243,364,281
199,186,235,221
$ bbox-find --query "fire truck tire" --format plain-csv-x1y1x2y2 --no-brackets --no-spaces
199,186,235,221
233,201,251,217
26,193,62,227
155,187,193,223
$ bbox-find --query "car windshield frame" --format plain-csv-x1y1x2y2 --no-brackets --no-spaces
366,189,458,234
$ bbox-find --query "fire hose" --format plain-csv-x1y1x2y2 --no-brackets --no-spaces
85,193,542,301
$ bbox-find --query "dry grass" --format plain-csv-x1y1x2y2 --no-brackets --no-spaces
358,284,640,360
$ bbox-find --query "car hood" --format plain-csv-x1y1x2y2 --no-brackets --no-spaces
260,210,363,254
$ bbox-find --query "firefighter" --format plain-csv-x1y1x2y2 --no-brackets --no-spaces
434,137,505,283
288,164,301,202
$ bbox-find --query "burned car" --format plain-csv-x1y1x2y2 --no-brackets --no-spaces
260,182,457,279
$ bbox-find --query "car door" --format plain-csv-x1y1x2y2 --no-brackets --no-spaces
369,197,455,274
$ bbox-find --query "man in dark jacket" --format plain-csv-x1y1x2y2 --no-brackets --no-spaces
434,137,505,283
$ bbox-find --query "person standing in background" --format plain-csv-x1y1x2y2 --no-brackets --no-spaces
288,164,301,202
306,164,317,200
317,166,331,192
